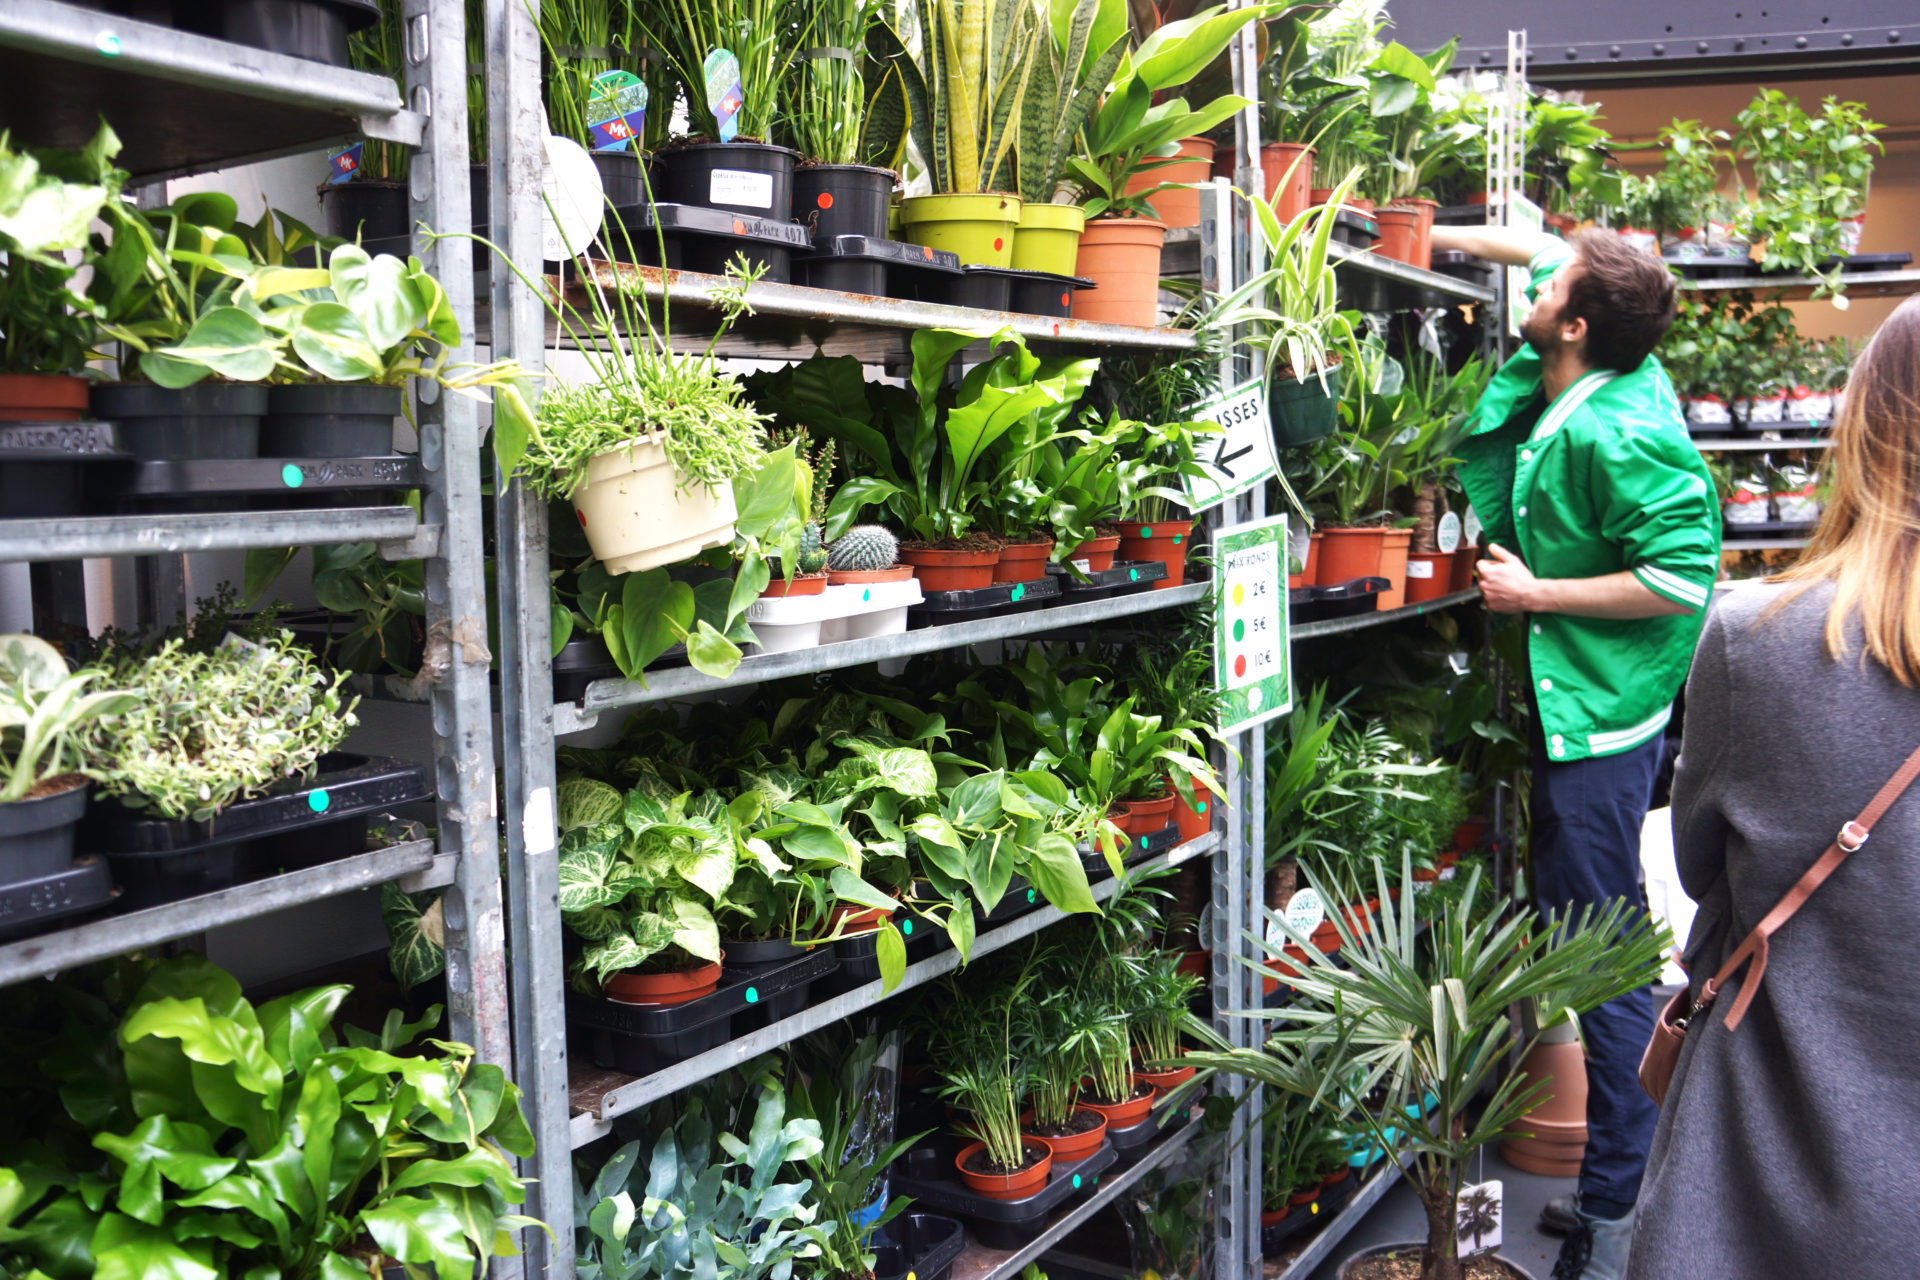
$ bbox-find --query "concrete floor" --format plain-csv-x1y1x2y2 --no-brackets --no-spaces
1304,1145,1578,1280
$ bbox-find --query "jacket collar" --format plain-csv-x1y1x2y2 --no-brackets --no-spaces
1529,369,1619,443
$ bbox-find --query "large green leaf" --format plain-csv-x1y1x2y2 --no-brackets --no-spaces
150,307,277,383
92,1117,236,1227
671,837,736,903
557,830,626,914
119,997,282,1147
290,302,384,381
176,1174,292,1257
361,1195,475,1280
1126,5,1260,91
328,244,424,353
90,1213,218,1280
1021,833,1098,914
380,884,448,993
667,899,721,963
617,572,694,677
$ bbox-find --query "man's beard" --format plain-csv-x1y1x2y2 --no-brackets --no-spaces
1522,309,1561,357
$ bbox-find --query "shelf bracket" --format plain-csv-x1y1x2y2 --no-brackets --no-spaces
378,522,442,560
361,107,427,148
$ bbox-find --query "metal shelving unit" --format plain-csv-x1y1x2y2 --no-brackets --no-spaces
1722,536,1814,551
1329,242,1500,306
0,507,429,562
1680,269,1920,302
1267,1150,1418,1280
1293,589,1483,641
1692,436,1831,452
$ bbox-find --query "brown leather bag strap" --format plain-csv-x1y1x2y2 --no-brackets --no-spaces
1701,742,1920,1031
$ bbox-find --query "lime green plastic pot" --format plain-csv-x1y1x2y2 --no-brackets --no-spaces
900,193,1023,267
1011,203,1087,274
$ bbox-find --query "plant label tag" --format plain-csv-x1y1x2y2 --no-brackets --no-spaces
541,134,605,261
1283,887,1324,936
710,168,774,210
1406,557,1435,579
1071,558,1091,574
1182,379,1275,513
1457,1179,1503,1255
327,143,363,184
587,69,647,152
1436,510,1462,553
704,48,744,142
1212,513,1292,735
1462,506,1482,549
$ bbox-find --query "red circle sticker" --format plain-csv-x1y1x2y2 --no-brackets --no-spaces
993,237,1004,251
1233,655,1247,677
1052,323,1061,335
817,192,834,209
922,245,934,260
1059,292,1070,307
732,219,746,235
576,510,588,527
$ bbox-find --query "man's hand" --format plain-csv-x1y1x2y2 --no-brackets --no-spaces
1476,543,1539,614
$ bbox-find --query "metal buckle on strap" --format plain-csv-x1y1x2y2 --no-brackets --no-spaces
1838,821,1870,852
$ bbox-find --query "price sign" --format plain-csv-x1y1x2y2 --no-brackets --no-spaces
1182,379,1277,513
1213,514,1292,736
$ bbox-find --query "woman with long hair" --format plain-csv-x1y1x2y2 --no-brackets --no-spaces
1628,297,1920,1279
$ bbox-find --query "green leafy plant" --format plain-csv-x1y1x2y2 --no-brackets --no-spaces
926,962,1038,1173
1212,171,1358,395
82,631,357,822
1734,89,1883,291
1015,0,1129,205
540,0,643,150
0,123,122,376
381,880,448,994
1017,975,1113,1133
637,0,808,144
781,0,895,166
0,635,135,805
1129,949,1200,1067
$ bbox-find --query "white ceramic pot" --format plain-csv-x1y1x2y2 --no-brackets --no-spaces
572,438,738,575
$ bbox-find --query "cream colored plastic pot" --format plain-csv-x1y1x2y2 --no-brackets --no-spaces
571,437,738,574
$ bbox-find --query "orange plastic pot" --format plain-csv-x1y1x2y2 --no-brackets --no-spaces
1376,529,1412,610
1078,1081,1154,1129
1261,1207,1291,1228
1134,1061,1196,1094
992,538,1053,584
1115,519,1193,588
900,546,997,591
1404,550,1453,603
0,374,88,422
1212,145,1236,180
1449,542,1480,592
1315,527,1392,585
1064,533,1122,573
604,960,722,1006
1125,137,1215,229
1021,1108,1108,1161
955,1139,1052,1200
761,572,827,598
829,902,895,934
1176,950,1210,979
1259,143,1315,223
1073,218,1168,327
828,564,914,586
1374,207,1421,265
1384,198,1436,270
1173,777,1212,842
1119,792,1175,834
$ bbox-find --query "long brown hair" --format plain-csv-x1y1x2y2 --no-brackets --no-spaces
1772,296,1920,683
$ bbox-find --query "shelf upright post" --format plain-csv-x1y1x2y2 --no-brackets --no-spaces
400,0,513,1117
483,0,572,1274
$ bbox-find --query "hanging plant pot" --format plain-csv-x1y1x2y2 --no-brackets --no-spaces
1126,137,1215,229
1259,143,1315,223
901,193,1023,268
1404,550,1453,603
1376,529,1412,610
92,383,267,460
1269,363,1343,449
603,959,723,1007
795,164,896,241
0,374,89,422
656,141,799,220
1078,1079,1154,1128
900,545,999,592
261,383,401,457
1009,202,1087,276
1062,532,1122,573
1114,519,1193,589
991,536,1053,584
0,777,88,892
570,437,739,576
954,1139,1052,1200
1021,1108,1108,1161
1072,217,1167,327
1172,776,1212,842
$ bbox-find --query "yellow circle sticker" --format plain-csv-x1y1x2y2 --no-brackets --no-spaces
1232,583,1245,606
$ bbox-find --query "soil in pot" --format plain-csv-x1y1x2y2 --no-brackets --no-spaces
0,374,88,422
603,959,723,1006
1022,1107,1108,1161
0,775,89,885
991,534,1053,584
1114,519,1193,589
656,141,799,220
261,383,401,457
92,383,267,460
1339,1243,1536,1280
899,537,1000,592
828,564,914,586
1073,217,1168,327
955,1139,1052,1200
796,163,895,241
1134,1061,1195,1093
1079,1079,1155,1128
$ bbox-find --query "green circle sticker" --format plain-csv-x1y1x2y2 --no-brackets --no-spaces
308,789,330,813
1011,584,1025,601
1139,835,1149,848
902,919,913,935
1072,1174,1082,1189
1026,889,1036,903
1173,535,1183,544
1233,619,1246,641
1197,800,1208,814
1091,1174,1099,1185
97,31,121,55
1140,526,1153,538
745,986,758,1003
862,589,872,602
282,464,304,488
1129,568,1140,581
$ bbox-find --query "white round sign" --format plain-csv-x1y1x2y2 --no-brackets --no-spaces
541,134,605,262
1436,510,1462,554
1283,887,1325,936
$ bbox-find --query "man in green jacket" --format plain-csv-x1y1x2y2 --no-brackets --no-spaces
1432,224,1721,1280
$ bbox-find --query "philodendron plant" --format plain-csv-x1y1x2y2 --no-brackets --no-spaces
0,635,134,805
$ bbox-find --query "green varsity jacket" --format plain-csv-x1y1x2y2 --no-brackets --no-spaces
1456,243,1721,762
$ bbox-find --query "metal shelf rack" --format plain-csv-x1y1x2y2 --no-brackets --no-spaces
1267,1150,1419,1280
1293,589,1483,641
1329,242,1500,306
1692,436,1831,452
1680,269,1920,302
0,507,429,562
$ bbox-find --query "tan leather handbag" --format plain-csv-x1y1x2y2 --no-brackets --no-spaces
1640,744,1920,1104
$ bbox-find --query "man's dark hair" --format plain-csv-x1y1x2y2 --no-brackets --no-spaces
1564,230,1679,373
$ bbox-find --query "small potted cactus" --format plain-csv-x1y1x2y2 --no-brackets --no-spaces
762,436,833,598
825,525,912,585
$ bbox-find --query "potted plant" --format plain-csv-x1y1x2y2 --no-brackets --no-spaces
539,0,647,202
929,968,1054,1199
1122,643,1226,840
1078,966,1154,1128
1734,89,1884,293
1017,979,1116,1160
759,431,834,599
1111,414,1216,588
1092,698,1219,837
826,524,913,584
782,0,905,241
1188,855,1668,1280
1129,951,1201,1092
1008,0,1128,272
0,635,134,891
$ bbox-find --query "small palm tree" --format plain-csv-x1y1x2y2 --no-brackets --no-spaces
1185,855,1668,1280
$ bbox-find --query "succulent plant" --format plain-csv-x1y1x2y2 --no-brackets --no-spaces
798,521,828,574
827,525,899,573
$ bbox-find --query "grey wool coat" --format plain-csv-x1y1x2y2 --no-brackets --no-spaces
1629,580,1920,1280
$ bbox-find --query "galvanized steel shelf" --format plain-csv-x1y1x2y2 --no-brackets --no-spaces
566,830,1223,1146
1722,537,1813,551
1690,436,1831,452
0,506,425,563
1329,243,1499,305
0,0,420,180
558,582,1212,730
1293,588,1482,640
0,838,442,988
1680,269,1920,302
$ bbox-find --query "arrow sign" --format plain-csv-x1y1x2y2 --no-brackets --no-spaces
1183,379,1277,512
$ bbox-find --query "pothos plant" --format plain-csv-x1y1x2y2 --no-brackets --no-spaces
1734,89,1884,293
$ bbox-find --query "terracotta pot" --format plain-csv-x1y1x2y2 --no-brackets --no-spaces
992,538,1052,584
1261,1207,1291,1228
1114,519,1193,589
1064,532,1123,573
1439,847,1464,868
1262,943,1311,994
1373,207,1421,266
1021,1108,1109,1162
829,902,895,934
1309,921,1342,953
1449,541,1480,593
1125,136,1215,229
1315,526,1393,585
1499,1137,1585,1179
1213,144,1236,180
761,572,827,598
828,564,914,586
1175,950,1209,979
1453,819,1486,852
1078,1081,1154,1129
1259,143,1315,223
1119,792,1175,834
955,1139,1053,1200
1310,187,1334,206
1073,217,1168,327
603,960,722,1006
1376,528,1412,610
1545,211,1579,234
1403,550,1453,604
1172,777,1213,842
1322,1166,1352,1188
1134,1061,1196,1094
1510,1036,1589,1127
0,374,88,422
1288,1186,1319,1208
900,546,997,592
1384,198,1437,270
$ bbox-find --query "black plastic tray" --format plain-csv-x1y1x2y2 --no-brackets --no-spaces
1045,558,1166,602
916,266,1018,311
793,234,964,297
615,201,812,248
0,856,116,939
1724,519,1818,540
1107,1095,1197,1167
612,201,812,282
113,455,421,498
552,635,621,703
908,576,1060,629
1,420,131,517
1005,268,1093,318
0,420,125,457
874,1213,966,1280
893,1134,1120,1249
1332,208,1380,247
1291,576,1387,624
818,927,890,996
573,947,836,1074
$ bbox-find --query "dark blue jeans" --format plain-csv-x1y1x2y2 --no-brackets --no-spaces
1528,724,1663,1218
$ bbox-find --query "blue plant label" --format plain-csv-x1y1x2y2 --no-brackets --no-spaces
308,789,331,813
587,70,648,152
327,143,364,184
704,48,744,142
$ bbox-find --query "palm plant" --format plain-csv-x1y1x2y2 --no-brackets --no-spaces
1186,855,1669,1280
1017,976,1113,1133
929,965,1040,1172
1129,951,1200,1067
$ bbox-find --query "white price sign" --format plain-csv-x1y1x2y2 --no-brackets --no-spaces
1213,514,1292,736
1182,379,1278,513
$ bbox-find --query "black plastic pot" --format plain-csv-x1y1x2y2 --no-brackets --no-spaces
725,937,807,969
0,779,89,887
612,201,812,284
1044,558,1165,603
590,150,647,210
1007,271,1090,319
91,383,267,460
919,266,1015,311
261,384,401,457
1269,363,1343,450
655,142,799,220
874,1215,966,1280
571,948,835,1074
795,164,894,241
322,179,406,242
1291,576,1388,624
174,0,378,66
551,635,620,703
907,575,1060,629
792,234,962,298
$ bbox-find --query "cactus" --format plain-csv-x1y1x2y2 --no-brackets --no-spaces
827,524,899,572
797,522,828,574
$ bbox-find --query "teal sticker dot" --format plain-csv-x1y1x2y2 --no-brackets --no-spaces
1091,1174,1099,1185
281,464,304,488
1011,584,1025,601
1072,1174,1082,1189
862,588,872,602
1233,619,1245,641
308,789,331,813
1140,526,1154,538
1139,835,1149,848
1197,800,1208,814
902,918,913,935
97,30,122,55
1128,568,1139,581
745,986,759,1003
1173,535,1183,544
1026,889,1036,903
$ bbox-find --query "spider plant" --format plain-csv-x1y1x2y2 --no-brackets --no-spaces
639,0,808,143
540,0,642,150
782,0,888,165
